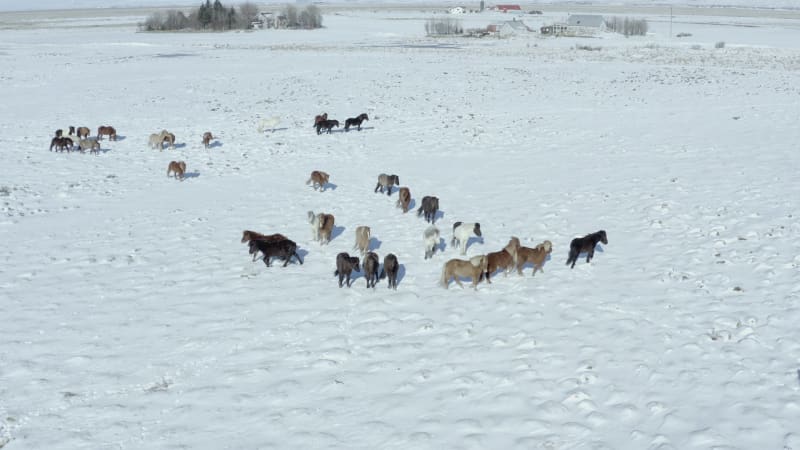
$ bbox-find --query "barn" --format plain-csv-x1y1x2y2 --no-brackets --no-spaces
494,4,522,12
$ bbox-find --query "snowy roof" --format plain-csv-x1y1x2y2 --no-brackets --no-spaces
567,15,605,27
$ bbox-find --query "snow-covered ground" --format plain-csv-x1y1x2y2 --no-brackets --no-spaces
1,5,800,449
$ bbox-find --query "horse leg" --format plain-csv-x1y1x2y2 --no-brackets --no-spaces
386,186,391,196
587,246,594,263
374,182,381,193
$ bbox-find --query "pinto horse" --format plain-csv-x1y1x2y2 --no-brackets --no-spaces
316,119,340,135
344,113,369,132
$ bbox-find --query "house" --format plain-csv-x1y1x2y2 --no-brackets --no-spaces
566,14,606,33
449,6,466,14
487,20,531,35
494,4,522,12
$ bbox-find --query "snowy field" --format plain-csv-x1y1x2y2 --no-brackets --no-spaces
2,4,800,449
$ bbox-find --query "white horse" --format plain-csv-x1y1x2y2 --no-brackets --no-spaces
308,210,321,242
451,222,483,255
257,116,281,133
423,226,440,259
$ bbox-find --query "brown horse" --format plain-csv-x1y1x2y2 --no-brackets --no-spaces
313,112,328,127
202,132,214,148
167,160,186,180
306,170,330,191
316,119,339,135
49,136,73,152
396,187,411,213
76,126,91,139
97,126,117,141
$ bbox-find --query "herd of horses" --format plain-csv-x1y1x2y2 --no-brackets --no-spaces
245,131,609,289
48,114,607,289
314,112,369,134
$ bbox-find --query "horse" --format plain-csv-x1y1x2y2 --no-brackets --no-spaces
363,252,380,288
334,252,361,288
249,238,303,267
306,170,330,191
441,256,488,290
241,231,290,261
417,196,439,224
517,240,552,276
396,187,411,213
49,136,73,152
77,138,100,155
149,130,175,150
344,113,368,132
483,238,520,283
167,161,186,180
75,126,91,139
202,131,214,148
451,222,482,255
423,226,440,260
379,253,399,290
308,211,335,245
97,126,117,141
316,119,339,135
353,226,371,256
313,112,328,127
374,174,399,196
566,230,607,268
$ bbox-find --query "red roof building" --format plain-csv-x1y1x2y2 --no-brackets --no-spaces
495,4,522,12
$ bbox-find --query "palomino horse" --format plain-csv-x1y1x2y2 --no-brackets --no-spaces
344,113,369,132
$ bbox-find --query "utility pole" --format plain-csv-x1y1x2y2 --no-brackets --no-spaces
670,6,673,39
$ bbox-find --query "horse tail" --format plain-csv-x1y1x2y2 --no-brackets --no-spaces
379,268,385,279
417,205,424,217
439,264,448,287
334,269,339,276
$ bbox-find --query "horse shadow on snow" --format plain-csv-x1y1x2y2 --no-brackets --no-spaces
330,225,345,242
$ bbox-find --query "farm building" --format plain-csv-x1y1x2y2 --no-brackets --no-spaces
540,24,569,35
449,6,466,14
566,14,606,33
494,4,522,12
488,19,532,35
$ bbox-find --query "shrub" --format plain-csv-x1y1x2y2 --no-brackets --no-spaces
605,16,648,36
715,41,726,49
425,17,463,35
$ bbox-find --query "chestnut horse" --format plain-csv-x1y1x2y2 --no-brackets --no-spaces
313,112,328,127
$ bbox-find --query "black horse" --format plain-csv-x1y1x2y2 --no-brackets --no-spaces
417,196,439,224
566,230,608,268
344,113,369,132
316,119,340,135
